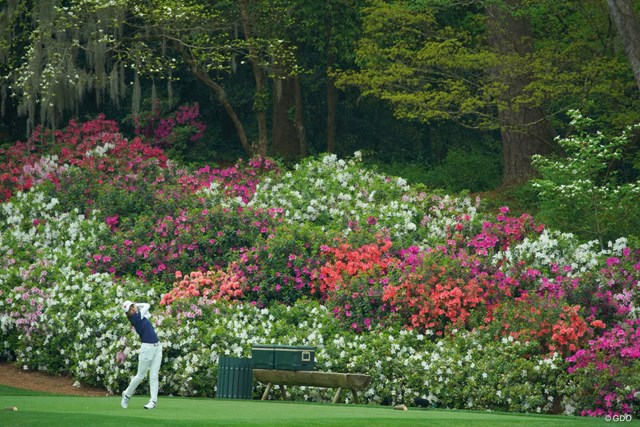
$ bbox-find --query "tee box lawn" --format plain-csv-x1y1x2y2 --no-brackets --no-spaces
0,385,629,427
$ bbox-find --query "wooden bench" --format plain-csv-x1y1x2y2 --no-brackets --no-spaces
253,369,372,404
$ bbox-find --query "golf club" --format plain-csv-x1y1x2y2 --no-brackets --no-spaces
95,314,119,338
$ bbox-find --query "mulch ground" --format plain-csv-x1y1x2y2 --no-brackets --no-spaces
0,363,110,396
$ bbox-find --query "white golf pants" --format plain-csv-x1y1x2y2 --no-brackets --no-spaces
124,343,162,402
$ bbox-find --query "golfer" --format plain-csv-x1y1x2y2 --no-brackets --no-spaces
120,301,162,409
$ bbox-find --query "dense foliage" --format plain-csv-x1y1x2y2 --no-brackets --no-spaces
532,110,640,245
2,0,640,188
0,115,639,418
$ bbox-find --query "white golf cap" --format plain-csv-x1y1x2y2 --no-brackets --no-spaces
122,300,134,312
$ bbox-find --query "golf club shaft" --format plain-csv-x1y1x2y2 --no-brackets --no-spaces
106,314,119,325
97,314,119,335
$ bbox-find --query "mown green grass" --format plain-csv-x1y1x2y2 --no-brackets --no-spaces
0,385,623,426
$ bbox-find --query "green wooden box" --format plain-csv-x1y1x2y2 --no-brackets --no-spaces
251,344,315,371
251,344,275,369
274,345,315,371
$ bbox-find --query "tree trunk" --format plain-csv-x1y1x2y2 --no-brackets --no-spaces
182,51,253,156
498,108,553,185
238,0,269,157
326,51,337,153
272,76,303,159
607,0,640,92
295,75,307,157
485,0,554,186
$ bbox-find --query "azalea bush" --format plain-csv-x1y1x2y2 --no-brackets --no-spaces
232,224,327,307
160,268,247,306
566,319,640,417
0,114,168,204
485,295,592,355
383,249,485,334
88,203,281,284
1,115,639,418
395,329,572,413
316,238,399,332
133,102,206,151
248,152,420,238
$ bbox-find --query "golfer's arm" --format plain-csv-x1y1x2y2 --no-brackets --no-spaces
136,303,151,318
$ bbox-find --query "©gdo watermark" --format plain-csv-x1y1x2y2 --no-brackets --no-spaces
604,414,633,422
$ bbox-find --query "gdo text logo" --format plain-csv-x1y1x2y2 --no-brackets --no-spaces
604,414,633,422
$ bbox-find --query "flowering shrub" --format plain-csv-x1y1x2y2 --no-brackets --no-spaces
493,229,607,276
88,204,281,283
383,249,488,333
4,285,48,342
1,119,639,417
160,268,247,306
316,238,399,331
588,247,640,322
567,319,640,417
0,115,168,203
531,110,640,244
485,295,591,355
467,207,544,256
406,330,571,413
248,152,420,237
134,103,206,149
231,224,326,307
185,156,280,204
413,192,483,247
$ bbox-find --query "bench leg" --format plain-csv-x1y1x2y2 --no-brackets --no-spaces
331,387,342,404
351,389,359,404
279,385,287,400
261,383,272,400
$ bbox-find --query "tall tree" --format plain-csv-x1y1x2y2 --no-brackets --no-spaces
606,0,640,92
237,0,305,159
236,0,269,157
485,0,554,182
271,72,306,159
0,0,298,156
287,0,363,154
337,0,639,184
